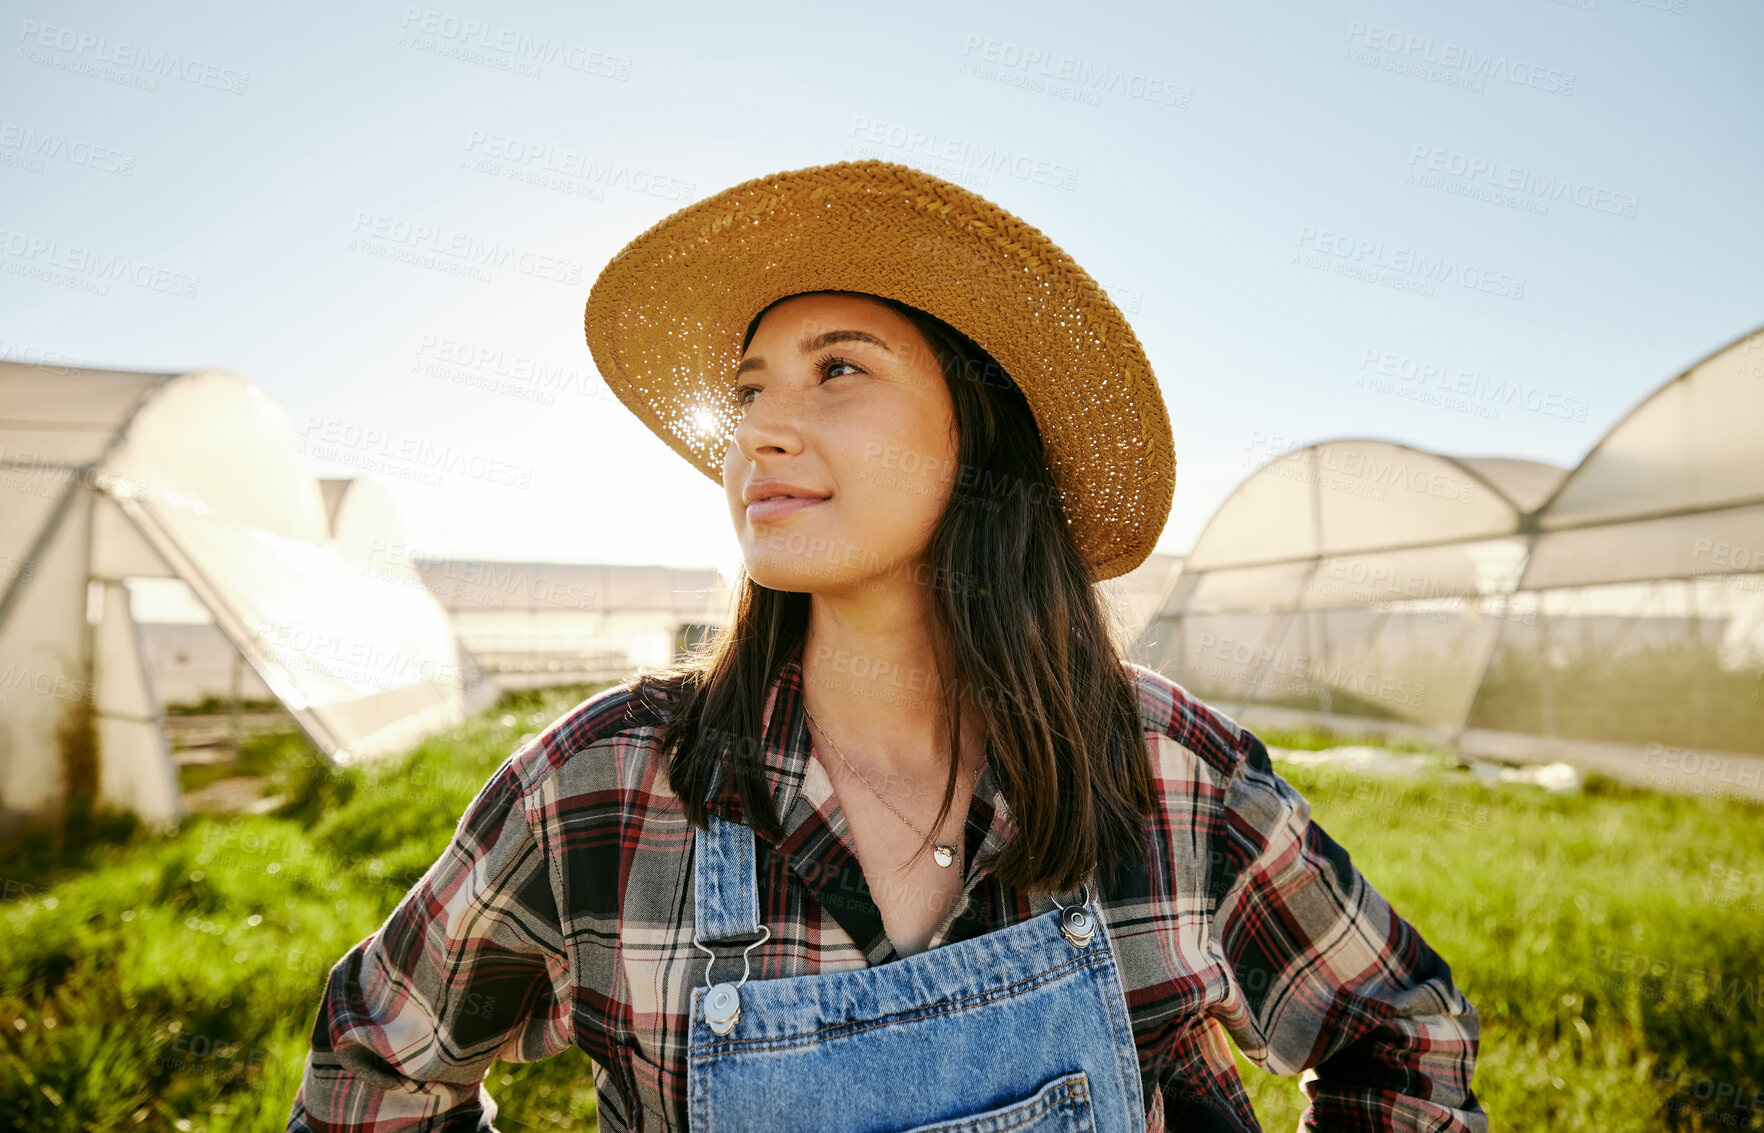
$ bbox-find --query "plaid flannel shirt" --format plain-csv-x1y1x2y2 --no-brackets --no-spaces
288,650,1485,1132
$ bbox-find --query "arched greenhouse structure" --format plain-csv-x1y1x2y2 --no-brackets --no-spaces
1138,323,1764,801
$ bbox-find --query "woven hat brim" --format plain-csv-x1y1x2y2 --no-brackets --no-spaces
583,159,1174,581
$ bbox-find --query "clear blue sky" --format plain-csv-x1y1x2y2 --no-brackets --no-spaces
5,0,1760,578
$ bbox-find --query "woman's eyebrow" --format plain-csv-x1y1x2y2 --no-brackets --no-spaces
735,329,891,377
799,328,891,354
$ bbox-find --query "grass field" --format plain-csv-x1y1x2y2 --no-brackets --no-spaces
3,684,1761,1131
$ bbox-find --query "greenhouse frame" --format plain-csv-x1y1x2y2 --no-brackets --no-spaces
1137,323,1764,803
0,363,494,831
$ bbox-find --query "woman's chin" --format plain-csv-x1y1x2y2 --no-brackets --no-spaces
739,547,864,595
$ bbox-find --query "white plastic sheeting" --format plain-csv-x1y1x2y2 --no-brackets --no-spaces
1147,440,1544,732
418,559,730,688
1139,324,1764,801
0,362,496,830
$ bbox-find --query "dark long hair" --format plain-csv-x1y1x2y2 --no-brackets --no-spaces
628,291,1155,898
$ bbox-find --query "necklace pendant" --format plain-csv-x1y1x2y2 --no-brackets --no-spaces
933,844,955,868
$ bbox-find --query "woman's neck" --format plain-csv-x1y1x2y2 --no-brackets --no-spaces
797,602,984,787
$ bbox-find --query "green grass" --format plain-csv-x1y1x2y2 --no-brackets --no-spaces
1234,760,1764,1132
0,684,608,1133
1255,725,1457,757
3,694,1761,1131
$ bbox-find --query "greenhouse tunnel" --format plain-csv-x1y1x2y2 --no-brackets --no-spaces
1138,323,1764,801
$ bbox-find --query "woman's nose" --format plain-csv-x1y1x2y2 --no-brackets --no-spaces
732,385,808,458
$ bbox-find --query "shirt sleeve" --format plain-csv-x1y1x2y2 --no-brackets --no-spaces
287,755,575,1132
1204,728,1488,1133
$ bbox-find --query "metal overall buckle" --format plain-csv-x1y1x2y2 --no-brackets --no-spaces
1049,883,1095,948
692,924,771,1036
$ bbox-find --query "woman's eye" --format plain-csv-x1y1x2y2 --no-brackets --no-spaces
733,358,860,410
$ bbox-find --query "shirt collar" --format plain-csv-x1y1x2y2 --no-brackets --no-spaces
701,647,813,827
702,644,1015,872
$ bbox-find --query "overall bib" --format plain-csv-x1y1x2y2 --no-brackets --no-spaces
685,809,1148,1132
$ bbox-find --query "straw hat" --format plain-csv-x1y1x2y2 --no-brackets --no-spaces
582,159,1174,581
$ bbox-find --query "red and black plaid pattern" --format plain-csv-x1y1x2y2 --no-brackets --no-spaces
288,652,1485,1132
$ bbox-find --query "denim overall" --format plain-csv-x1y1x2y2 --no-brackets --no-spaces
686,809,1147,1132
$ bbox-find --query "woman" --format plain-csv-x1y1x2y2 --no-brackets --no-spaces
289,161,1485,1132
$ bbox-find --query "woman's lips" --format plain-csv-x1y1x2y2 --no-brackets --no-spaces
746,496,828,522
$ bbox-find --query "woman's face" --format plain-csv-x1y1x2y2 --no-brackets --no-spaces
723,292,958,596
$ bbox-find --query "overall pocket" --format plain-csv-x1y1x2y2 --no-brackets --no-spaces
896,1069,1096,1133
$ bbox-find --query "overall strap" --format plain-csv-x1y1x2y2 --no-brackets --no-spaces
694,811,763,941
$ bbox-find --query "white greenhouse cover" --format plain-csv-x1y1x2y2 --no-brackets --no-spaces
1139,324,1764,801
0,362,493,830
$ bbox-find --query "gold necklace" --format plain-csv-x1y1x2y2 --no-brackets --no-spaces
803,705,984,869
